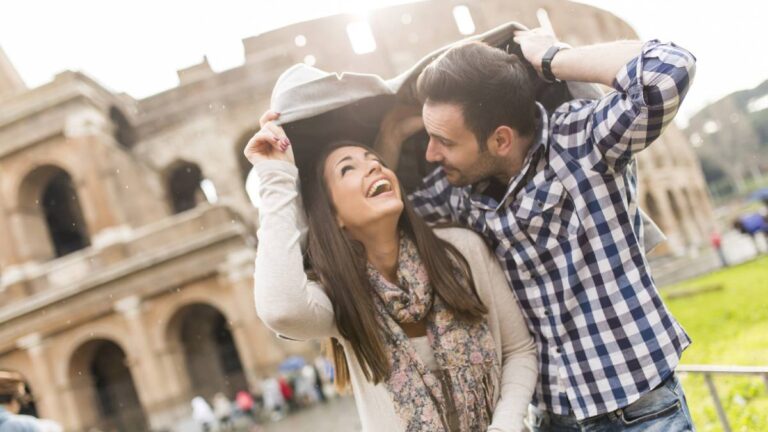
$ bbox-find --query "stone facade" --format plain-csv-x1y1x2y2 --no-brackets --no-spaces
0,0,714,430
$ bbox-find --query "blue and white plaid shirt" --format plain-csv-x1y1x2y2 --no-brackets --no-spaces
411,40,695,419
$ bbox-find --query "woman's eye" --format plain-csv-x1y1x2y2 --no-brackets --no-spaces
340,165,353,176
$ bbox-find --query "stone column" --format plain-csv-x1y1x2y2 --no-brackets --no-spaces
651,187,685,255
16,333,63,423
683,188,711,242
114,296,177,431
220,249,285,384
672,188,702,248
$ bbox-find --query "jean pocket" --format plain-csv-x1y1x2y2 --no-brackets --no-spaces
619,385,681,426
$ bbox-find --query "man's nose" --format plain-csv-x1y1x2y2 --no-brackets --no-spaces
425,140,441,163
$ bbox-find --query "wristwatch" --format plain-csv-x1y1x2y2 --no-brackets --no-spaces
541,44,569,83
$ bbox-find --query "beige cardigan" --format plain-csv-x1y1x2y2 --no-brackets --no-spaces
252,160,538,432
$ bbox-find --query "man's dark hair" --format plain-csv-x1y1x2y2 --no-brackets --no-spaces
417,41,537,148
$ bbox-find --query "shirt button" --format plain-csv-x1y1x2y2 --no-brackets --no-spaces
544,309,551,316
555,347,562,354
536,200,544,208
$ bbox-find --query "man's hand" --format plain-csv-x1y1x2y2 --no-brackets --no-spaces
373,104,424,170
513,27,560,78
244,110,295,165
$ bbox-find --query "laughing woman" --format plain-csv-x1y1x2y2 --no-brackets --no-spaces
247,112,537,432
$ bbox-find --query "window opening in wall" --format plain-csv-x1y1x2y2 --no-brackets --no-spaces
452,5,475,35
168,162,205,214
42,170,90,257
347,20,377,54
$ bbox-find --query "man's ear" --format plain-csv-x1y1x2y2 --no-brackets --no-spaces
488,125,518,157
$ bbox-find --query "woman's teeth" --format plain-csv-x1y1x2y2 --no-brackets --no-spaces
367,179,392,197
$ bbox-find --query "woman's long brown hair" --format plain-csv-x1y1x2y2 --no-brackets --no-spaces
302,141,488,390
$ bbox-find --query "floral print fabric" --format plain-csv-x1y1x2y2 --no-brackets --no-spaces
367,234,500,431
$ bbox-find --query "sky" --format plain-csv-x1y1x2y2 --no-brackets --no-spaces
1,0,766,125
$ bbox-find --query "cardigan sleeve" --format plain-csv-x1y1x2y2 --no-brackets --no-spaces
252,160,339,340
476,239,538,432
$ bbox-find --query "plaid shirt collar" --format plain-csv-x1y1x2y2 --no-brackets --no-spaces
470,102,549,212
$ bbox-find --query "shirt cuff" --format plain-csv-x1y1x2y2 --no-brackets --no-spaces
612,40,695,110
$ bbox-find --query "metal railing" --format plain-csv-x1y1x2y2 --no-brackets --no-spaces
676,364,768,432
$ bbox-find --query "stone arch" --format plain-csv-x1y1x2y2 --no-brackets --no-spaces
67,338,148,431
164,160,205,214
109,106,136,150
55,321,137,389
164,302,248,401
17,164,90,260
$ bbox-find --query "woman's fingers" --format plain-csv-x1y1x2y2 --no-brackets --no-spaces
263,122,290,145
259,110,280,127
248,110,295,165
244,131,276,159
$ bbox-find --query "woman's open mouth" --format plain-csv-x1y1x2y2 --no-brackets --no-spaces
366,178,394,198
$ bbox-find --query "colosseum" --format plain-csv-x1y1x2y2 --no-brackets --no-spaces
0,0,714,430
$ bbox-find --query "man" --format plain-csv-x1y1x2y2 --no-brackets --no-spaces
0,371,41,432
397,29,696,431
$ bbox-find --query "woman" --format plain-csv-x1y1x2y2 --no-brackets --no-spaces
247,111,537,432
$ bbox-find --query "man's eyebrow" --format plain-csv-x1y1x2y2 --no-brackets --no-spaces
429,133,454,144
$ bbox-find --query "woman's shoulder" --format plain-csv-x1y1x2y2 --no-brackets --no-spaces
433,226,490,255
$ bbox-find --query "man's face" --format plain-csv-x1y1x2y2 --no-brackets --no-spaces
422,101,497,187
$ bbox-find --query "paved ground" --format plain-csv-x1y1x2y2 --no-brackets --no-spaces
263,397,360,432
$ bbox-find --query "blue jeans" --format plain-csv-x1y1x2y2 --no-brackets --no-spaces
527,374,695,432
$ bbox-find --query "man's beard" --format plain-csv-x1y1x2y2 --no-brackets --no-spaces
441,156,496,187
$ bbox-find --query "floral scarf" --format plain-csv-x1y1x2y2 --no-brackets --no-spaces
366,235,500,432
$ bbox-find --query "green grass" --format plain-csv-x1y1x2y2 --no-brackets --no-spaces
663,256,768,431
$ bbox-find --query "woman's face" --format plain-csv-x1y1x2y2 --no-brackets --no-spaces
323,146,404,232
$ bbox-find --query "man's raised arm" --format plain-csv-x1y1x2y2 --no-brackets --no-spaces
516,29,696,172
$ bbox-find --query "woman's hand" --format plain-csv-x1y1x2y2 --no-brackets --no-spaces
243,110,295,165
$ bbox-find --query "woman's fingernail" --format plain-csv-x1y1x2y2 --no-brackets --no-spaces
285,138,292,146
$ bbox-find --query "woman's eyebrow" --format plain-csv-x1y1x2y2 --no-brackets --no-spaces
334,155,353,168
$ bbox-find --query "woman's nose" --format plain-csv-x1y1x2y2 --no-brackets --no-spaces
366,160,382,176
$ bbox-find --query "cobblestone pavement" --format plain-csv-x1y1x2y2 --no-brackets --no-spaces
263,396,360,432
